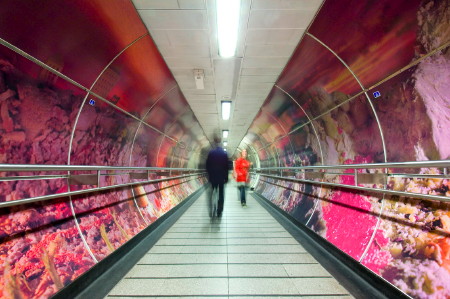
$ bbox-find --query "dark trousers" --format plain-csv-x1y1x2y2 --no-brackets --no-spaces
211,182,224,214
238,185,246,204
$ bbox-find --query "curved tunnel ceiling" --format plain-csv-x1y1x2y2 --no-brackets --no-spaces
132,0,324,153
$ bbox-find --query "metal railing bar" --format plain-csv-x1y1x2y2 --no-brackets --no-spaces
0,175,68,181
256,160,450,170
388,173,450,179
0,173,205,209
0,164,202,172
0,171,205,182
266,171,450,180
257,173,450,203
281,171,357,176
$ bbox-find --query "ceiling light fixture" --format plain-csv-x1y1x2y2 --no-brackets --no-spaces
216,0,241,58
223,141,228,146
221,101,231,120
222,130,229,139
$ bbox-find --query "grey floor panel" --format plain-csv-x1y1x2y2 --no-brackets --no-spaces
226,227,286,232
156,238,228,246
227,244,306,253
106,183,351,298
283,263,333,277
231,296,353,299
108,278,228,296
140,253,228,264
226,237,299,245
229,277,300,295
227,253,318,264
291,278,350,294
226,232,293,238
228,264,289,277
180,245,228,254
149,245,228,254
126,264,228,278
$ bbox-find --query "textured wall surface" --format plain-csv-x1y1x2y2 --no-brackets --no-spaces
0,1,208,298
247,0,450,298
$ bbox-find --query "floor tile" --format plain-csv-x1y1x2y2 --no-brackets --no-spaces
106,185,352,298
126,264,228,278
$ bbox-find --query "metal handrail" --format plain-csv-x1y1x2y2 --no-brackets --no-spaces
0,173,205,209
0,175,68,182
256,173,450,203
0,164,202,172
256,160,450,171
0,165,204,183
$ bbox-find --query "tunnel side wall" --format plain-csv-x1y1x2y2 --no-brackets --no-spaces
0,2,208,298
243,0,450,298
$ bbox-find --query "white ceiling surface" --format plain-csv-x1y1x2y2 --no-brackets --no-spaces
132,0,322,154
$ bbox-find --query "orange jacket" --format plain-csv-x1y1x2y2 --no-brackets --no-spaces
234,158,250,182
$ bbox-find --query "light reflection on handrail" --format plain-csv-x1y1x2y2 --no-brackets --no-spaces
0,173,206,209
256,160,450,170
255,173,450,203
0,164,203,172
0,175,68,182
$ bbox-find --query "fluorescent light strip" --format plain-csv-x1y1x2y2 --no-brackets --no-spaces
217,0,240,58
221,101,231,120
223,141,228,146
222,130,229,139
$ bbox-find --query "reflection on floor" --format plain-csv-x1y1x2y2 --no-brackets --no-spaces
106,183,353,298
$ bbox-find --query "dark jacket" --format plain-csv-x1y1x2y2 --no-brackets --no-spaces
206,146,229,185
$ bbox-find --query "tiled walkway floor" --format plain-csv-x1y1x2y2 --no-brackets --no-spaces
106,183,353,298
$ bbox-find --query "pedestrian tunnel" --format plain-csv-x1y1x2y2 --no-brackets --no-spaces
0,1,449,298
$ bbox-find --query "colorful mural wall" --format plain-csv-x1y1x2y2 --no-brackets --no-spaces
0,1,208,298
247,0,450,298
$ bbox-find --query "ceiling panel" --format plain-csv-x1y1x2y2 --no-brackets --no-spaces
241,67,284,76
177,79,215,91
180,89,216,96
132,0,179,9
249,10,314,29
235,94,267,100
253,0,323,10
189,103,217,113
184,94,216,101
240,75,278,83
178,0,206,9
157,44,210,57
246,29,304,44
165,57,212,69
140,10,207,29
150,30,210,46
172,68,214,78
245,44,297,56
239,82,274,90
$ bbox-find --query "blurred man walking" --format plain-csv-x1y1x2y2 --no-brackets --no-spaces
206,136,229,217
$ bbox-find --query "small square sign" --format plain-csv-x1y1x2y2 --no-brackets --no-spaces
373,91,381,98
89,99,95,106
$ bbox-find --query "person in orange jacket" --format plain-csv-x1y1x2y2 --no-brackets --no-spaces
234,149,251,206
